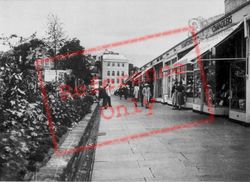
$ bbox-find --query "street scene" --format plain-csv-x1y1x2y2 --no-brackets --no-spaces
0,0,250,181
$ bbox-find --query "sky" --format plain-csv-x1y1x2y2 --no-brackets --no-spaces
0,0,225,67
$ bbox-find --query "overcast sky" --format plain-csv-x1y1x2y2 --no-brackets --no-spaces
0,0,224,67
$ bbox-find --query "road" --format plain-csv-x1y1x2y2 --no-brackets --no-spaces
92,96,250,181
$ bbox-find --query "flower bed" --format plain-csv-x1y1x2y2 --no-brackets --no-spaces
0,60,94,180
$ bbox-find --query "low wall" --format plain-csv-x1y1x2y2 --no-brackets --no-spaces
32,103,100,181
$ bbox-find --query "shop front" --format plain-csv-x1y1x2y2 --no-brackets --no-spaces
172,63,194,108
153,62,163,102
162,56,177,105
177,22,246,117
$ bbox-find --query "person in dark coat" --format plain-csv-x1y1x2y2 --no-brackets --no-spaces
172,81,178,109
99,86,108,108
123,86,128,100
119,86,123,100
176,81,185,110
139,84,144,107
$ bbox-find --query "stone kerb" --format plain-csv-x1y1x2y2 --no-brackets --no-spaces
33,103,100,181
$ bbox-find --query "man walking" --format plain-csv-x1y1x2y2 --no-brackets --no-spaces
139,83,144,107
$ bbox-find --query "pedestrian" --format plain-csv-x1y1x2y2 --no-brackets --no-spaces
172,81,178,110
139,83,144,107
119,85,123,100
142,83,151,109
123,85,128,100
133,84,140,107
99,85,108,108
105,83,112,108
176,81,185,110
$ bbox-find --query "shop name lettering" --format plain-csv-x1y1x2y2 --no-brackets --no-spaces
181,16,233,48
212,15,232,32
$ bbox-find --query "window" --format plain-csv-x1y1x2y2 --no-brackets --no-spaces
117,71,120,76
112,62,115,67
121,71,124,76
118,63,120,67
117,78,120,84
112,71,115,76
122,63,125,67
112,79,115,84
107,79,110,83
107,71,110,76
107,62,110,66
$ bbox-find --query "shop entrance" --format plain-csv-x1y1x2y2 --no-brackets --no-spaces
229,60,247,122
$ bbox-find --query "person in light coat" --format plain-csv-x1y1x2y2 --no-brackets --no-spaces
105,83,112,108
133,84,140,107
142,83,151,109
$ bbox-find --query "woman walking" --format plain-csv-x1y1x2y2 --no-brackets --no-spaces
176,81,185,110
142,83,151,109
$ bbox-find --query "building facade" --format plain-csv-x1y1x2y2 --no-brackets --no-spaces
132,0,250,124
100,50,129,93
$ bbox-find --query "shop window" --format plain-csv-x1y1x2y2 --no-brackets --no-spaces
185,72,194,98
193,64,202,104
230,61,246,112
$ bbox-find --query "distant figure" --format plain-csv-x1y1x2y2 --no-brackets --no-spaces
99,85,108,108
133,84,140,107
142,83,151,109
172,81,178,110
104,84,112,108
119,86,123,100
139,84,144,107
123,85,128,100
176,81,185,110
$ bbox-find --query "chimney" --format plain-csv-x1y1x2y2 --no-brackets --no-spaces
225,0,248,13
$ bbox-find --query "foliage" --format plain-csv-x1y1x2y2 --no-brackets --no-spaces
59,38,92,84
0,38,94,180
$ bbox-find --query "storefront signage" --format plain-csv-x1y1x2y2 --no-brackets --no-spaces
212,15,232,32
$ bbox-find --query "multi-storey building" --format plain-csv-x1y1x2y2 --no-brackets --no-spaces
100,50,129,93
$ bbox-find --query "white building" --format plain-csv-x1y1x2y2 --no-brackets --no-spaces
100,50,129,93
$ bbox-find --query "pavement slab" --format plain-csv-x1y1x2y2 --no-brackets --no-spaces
91,96,250,181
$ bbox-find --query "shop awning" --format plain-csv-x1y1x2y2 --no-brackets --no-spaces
125,71,141,83
175,22,242,67
133,67,152,81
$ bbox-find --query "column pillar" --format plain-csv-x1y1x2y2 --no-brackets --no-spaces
246,20,250,123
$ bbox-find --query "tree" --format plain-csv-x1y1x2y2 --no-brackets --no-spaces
46,14,66,57
59,38,91,84
13,38,45,70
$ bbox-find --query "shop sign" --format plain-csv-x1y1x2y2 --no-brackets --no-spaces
212,15,232,32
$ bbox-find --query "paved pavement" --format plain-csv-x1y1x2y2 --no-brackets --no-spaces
92,96,250,181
